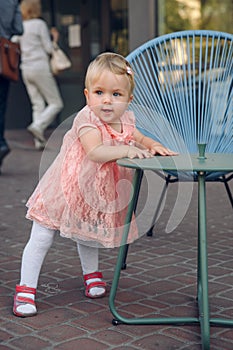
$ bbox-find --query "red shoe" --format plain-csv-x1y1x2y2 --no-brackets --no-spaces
84,272,107,299
13,285,37,317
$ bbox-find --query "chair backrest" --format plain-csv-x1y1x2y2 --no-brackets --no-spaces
127,30,233,154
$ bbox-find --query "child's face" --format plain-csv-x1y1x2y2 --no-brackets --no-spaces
84,70,133,125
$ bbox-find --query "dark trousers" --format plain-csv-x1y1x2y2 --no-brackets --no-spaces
0,76,10,147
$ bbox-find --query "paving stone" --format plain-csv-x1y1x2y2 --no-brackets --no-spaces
94,329,133,346
53,337,109,350
132,333,185,349
7,335,51,349
37,324,87,342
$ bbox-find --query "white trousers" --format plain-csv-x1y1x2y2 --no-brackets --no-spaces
22,68,63,131
20,221,99,288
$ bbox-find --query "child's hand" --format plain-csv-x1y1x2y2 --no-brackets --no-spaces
149,143,178,156
127,146,153,159
132,130,178,157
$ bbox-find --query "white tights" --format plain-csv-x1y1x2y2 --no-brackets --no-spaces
16,221,104,315
20,221,99,288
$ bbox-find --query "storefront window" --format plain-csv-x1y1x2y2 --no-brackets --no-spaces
41,0,82,75
41,0,130,70
41,0,102,76
89,1,101,58
110,0,129,56
158,0,233,35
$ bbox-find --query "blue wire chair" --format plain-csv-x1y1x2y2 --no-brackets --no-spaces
126,30,233,238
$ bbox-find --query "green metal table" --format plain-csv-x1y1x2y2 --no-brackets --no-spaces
109,153,233,350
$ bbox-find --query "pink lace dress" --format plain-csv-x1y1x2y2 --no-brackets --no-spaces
26,106,138,248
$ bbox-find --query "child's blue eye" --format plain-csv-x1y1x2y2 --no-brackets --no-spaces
96,91,102,95
113,92,120,97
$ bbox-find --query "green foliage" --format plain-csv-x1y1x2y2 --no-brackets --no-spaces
164,0,192,33
163,0,232,34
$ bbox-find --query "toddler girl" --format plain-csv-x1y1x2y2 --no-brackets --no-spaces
13,52,177,317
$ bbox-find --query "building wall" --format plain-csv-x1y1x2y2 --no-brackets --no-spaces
128,0,156,52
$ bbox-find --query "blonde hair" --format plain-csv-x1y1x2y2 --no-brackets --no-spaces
85,52,135,96
20,0,42,20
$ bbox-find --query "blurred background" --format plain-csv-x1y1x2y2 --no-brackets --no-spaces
6,0,233,130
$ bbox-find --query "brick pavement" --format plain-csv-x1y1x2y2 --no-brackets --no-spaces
0,129,233,350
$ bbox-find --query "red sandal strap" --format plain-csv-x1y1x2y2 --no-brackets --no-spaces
86,280,107,291
83,271,103,282
15,285,36,295
14,295,36,306
85,280,107,299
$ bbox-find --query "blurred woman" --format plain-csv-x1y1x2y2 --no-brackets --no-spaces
14,0,63,150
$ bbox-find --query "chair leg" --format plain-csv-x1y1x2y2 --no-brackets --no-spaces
121,170,144,270
146,175,171,236
122,174,174,268
222,175,233,208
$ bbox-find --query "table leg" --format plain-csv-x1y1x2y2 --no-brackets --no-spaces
109,168,198,326
109,168,143,324
197,172,210,350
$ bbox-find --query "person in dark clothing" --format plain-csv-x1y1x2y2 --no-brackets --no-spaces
0,0,23,171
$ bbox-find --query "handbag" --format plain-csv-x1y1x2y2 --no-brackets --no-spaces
0,37,20,81
50,42,71,75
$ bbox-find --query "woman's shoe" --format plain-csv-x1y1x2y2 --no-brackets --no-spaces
13,285,37,317
84,272,107,299
34,138,46,150
27,124,45,142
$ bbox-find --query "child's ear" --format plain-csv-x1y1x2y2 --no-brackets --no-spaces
84,88,89,103
129,95,133,103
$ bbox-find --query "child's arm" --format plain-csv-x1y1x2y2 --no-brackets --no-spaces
79,126,153,163
133,129,178,156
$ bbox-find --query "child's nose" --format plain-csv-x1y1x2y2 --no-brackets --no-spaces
103,94,112,103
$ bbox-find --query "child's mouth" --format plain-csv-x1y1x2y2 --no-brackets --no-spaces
102,108,113,113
